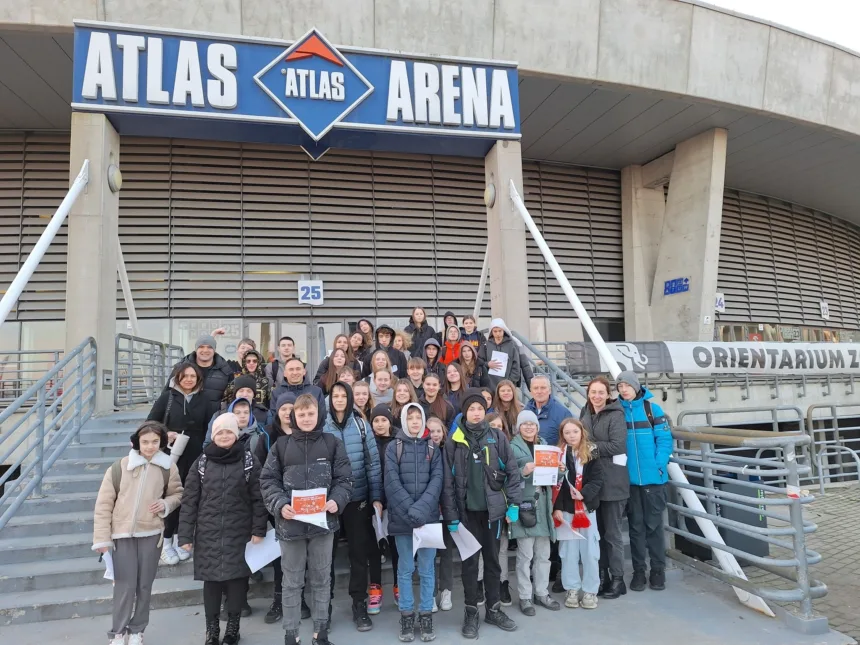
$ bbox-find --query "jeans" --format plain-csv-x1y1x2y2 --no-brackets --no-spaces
203,578,248,620
597,499,627,578
330,500,371,601
515,536,551,599
628,484,667,573
460,510,502,608
394,535,437,614
281,533,335,636
558,511,600,594
109,535,161,637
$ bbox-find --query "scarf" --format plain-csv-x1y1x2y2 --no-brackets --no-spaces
553,450,591,529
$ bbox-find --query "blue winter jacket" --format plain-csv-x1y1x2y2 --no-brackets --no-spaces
619,387,673,486
323,411,383,504
525,396,572,446
384,410,444,536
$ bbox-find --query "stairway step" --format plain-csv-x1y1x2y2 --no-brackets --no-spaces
0,532,96,564
78,428,136,444
47,456,117,476
0,491,98,516
64,441,131,460
1,510,94,539
39,472,105,495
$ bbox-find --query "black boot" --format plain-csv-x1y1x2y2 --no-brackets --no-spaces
398,612,416,642
603,576,628,599
352,598,373,632
597,569,609,597
301,595,311,620
485,602,517,632
418,612,436,642
649,569,666,591
265,592,283,624
461,605,480,639
551,573,564,594
630,570,647,592
476,581,485,606
500,580,512,606
222,614,241,645
312,628,333,645
285,632,301,645
204,616,220,645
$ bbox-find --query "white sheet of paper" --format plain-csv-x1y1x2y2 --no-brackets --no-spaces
372,508,389,542
412,523,446,556
533,445,562,487
102,550,114,581
612,454,628,467
244,528,280,573
488,351,509,377
292,488,329,529
450,524,482,560
555,514,585,541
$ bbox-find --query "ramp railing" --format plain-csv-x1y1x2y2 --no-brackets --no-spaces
114,334,184,407
805,403,860,491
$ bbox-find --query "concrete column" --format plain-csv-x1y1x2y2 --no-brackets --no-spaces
650,128,727,341
484,140,530,337
65,113,120,414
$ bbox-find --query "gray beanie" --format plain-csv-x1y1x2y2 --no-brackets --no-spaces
196,334,217,351
616,370,641,393
516,410,539,432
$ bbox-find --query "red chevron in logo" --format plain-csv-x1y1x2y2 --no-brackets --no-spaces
285,34,343,67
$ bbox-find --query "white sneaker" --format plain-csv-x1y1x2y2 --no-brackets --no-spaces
432,597,439,613
440,589,452,611
580,592,598,609
128,634,144,645
160,542,179,566
174,535,191,562
108,635,126,645
564,589,579,608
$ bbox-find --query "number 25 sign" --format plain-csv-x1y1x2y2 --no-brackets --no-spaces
298,280,324,306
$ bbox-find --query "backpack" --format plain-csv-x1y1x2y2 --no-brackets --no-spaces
395,437,436,464
356,417,374,472
197,448,255,483
111,458,170,496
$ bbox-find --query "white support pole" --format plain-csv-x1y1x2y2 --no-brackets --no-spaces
473,247,490,320
508,179,773,617
116,239,139,338
0,160,90,328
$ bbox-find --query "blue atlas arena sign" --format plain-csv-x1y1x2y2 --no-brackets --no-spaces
72,22,521,159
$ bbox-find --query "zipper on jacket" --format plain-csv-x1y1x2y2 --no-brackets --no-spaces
626,402,643,484
129,461,150,536
220,464,227,579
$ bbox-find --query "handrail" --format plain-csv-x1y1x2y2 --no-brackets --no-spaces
510,330,588,400
0,337,97,531
0,349,64,405
0,160,90,328
114,334,184,407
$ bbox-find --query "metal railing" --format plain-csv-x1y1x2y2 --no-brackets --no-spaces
509,331,587,412
0,349,64,405
667,425,828,633
114,334,184,407
0,337,97,531
806,403,860,490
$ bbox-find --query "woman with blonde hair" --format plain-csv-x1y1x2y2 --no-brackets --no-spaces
393,330,413,360
352,380,375,420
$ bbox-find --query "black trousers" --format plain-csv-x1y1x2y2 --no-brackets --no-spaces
628,484,667,573
460,510,502,608
203,578,248,620
367,525,399,587
598,499,627,578
272,557,283,594
330,500,371,601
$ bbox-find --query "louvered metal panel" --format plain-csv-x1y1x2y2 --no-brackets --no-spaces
0,134,24,309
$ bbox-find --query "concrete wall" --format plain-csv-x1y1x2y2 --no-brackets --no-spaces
7,0,860,138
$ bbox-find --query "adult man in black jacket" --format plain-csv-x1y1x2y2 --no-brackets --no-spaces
169,335,234,419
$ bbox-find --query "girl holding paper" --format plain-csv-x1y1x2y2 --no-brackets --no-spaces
553,419,605,611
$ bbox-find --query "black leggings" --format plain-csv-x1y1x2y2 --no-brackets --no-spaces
203,578,248,620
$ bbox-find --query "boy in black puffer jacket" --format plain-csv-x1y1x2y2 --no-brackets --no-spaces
367,405,399,615
385,403,444,643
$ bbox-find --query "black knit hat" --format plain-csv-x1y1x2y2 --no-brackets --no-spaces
233,375,257,396
369,404,393,426
460,388,488,416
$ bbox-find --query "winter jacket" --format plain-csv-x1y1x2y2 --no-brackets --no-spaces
224,351,272,408
441,419,522,524
203,398,268,452
169,352,234,420
525,396,573,446
419,397,456,430
440,326,462,365
580,399,629,501
259,402,353,541
435,312,459,344
270,380,326,412
92,450,183,550
481,328,521,388
257,418,289,475
385,414,444,536
463,357,491,388
313,356,362,392
404,319,436,360
265,357,311,390
178,442,268,581
146,383,209,478
553,448,605,514
360,325,408,379
620,388,673,486
323,385,383,504
460,329,487,354
375,433,396,504
509,435,555,540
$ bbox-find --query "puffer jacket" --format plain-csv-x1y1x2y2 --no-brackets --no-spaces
270,380,326,412
553,447,605,513
509,434,555,540
92,450,183,550
169,352,234,419
224,350,272,409
360,325,408,378
481,323,522,388
146,382,209,478
580,399,629,501
203,398,268,452
178,442,267,582
620,387,673,486
404,319,436,360
385,404,444,535
259,400,353,541
441,419,522,524
323,384,383,504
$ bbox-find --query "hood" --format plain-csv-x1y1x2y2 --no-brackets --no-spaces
289,398,327,436
444,325,462,343
443,311,458,327
424,337,441,350
242,349,266,375
488,318,512,342
328,382,355,430
169,376,203,395
227,398,258,432
375,324,396,343
358,318,375,334
400,402,427,437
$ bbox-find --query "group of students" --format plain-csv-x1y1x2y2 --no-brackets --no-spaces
92,308,674,645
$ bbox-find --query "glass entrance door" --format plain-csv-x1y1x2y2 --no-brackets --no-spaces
245,319,347,375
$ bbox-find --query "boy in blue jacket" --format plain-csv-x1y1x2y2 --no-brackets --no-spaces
616,371,673,593
385,403,444,643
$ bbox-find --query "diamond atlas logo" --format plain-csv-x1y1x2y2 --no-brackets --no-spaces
254,29,374,141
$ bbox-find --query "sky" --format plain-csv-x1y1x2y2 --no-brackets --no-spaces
705,0,860,52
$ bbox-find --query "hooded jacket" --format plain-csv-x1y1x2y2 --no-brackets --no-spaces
259,399,353,542
360,324,408,379
460,328,487,354
257,392,296,467
323,383,383,504
313,354,362,392
620,387,673,486
480,319,522,388
169,352,234,420
224,350,272,409
580,398,629,501
459,344,491,388
440,325,463,365
404,315,436,360
509,433,556,540
435,311,459,344
146,379,209,477
203,398,268,452
384,403,444,536
422,337,447,380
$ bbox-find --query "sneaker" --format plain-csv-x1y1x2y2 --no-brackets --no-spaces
535,594,560,611
580,592,598,609
519,599,536,616
649,569,666,591
352,598,373,632
418,613,436,642
485,602,517,631
440,590,452,611
461,606,480,639
630,570,647,592
368,584,383,615
174,535,191,562
476,581,485,606
393,585,400,604
500,580,512,606
564,590,579,608
301,597,311,620
432,597,438,613
160,543,179,566
108,635,126,645
399,613,416,642
127,633,143,645
265,593,283,624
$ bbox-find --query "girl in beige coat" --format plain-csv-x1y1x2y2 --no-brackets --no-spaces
92,421,183,645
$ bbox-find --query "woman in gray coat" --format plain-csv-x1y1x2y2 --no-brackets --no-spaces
579,376,629,600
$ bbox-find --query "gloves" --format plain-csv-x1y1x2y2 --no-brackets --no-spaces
447,521,460,533
506,505,519,524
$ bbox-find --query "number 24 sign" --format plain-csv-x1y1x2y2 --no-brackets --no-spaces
298,280,324,306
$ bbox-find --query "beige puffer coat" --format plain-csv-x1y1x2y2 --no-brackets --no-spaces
92,449,183,550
